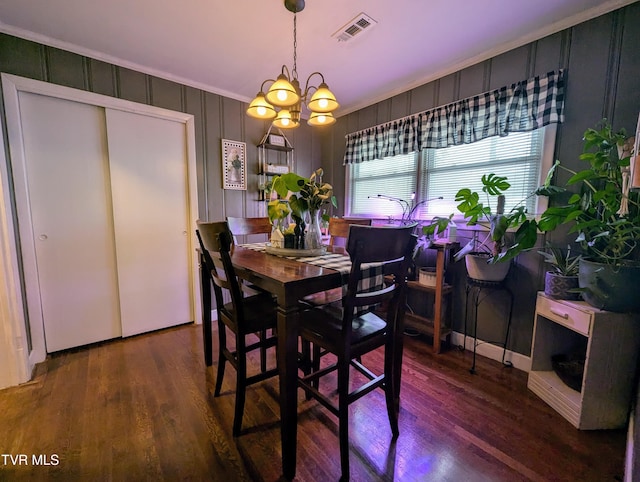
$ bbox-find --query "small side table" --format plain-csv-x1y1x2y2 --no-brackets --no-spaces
463,277,514,374
528,292,640,429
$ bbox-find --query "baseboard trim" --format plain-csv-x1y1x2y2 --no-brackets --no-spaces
450,331,531,372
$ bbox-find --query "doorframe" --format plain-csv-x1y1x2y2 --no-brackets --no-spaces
0,73,201,386
0,99,30,389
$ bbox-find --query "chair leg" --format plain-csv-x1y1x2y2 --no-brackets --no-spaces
338,355,350,481
233,334,247,437
312,344,321,391
384,377,399,438
384,345,400,438
201,266,213,366
259,329,267,373
300,339,312,401
214,321,226,397
301,339,311,373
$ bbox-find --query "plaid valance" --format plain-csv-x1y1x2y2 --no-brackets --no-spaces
343,69,566,164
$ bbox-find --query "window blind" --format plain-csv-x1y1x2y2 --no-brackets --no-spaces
348,129,545,220
349,153,417,219
418,130,543,217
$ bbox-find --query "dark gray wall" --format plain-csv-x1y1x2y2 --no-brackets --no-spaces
0,33,324,225
323,3,640,357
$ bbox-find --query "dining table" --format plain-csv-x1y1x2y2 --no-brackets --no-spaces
201,242,386,480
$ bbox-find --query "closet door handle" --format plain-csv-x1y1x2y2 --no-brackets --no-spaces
38,234,48,241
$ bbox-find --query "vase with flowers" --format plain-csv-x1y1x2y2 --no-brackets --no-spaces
269,168,337,249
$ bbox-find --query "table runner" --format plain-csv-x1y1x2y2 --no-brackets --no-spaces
241,242,384,294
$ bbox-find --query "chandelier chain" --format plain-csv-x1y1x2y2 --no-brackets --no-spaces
292,13,298,81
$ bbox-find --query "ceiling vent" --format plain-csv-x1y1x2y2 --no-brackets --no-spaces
332,13,377,43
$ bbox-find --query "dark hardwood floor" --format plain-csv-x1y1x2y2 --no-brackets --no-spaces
0,324,627,481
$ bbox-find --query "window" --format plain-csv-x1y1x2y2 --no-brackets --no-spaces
347,152,418,219
347,125,555,222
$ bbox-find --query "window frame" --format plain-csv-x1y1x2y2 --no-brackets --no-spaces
344,124,557,223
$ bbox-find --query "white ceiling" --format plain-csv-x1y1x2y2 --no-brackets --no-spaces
0,0,635,117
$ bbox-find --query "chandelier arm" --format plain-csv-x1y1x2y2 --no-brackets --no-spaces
302,72,326,101
260,79,276,92
280,65,292,81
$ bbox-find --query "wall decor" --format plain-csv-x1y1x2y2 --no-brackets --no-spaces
222,139,247,190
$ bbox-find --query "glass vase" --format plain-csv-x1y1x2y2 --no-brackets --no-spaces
305,209,323,249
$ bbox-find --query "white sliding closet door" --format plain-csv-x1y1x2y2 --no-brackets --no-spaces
2,73,200,375
105,109,191,337
19,92,122,352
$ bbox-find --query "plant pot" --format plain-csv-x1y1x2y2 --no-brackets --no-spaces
579,259,640,313
544,271,580,301
418,267,436,287
465,253,510,282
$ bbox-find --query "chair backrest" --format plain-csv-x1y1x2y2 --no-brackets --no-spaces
328,218,372,246
226,216,272,244
343,224,417,332
196,220,245,322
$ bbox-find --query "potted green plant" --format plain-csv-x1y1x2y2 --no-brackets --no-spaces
452,173,543,281
269,168,337,249
538,120,640,312
538,245,581,300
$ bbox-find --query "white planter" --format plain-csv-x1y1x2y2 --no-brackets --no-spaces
465,253,510,282
418,267,436,287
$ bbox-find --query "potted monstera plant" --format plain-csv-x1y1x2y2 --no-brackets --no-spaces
538,120,640,312
452,173,543,282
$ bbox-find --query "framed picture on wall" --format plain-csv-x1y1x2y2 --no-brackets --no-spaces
222,139,247,190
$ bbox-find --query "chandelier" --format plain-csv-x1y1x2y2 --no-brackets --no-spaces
246,0,339,128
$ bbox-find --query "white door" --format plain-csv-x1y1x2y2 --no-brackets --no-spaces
106,109,192,336
19,92,122,352
2,73,200,370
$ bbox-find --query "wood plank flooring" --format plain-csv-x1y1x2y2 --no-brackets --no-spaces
0,324,627,481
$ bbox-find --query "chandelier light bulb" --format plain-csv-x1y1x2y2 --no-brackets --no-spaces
307,82,339,113
308,111,336,127
273,109,299,129
266,73,300,107
246,91,276,120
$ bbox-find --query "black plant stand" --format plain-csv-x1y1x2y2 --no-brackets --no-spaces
462,277,514,374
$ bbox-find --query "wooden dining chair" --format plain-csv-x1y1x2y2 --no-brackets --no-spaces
226,216,272,244
196,220,278,437
226,215,275,313
301,218,373,307
300,218,373,383
297,224,417,481
327,217,372,247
